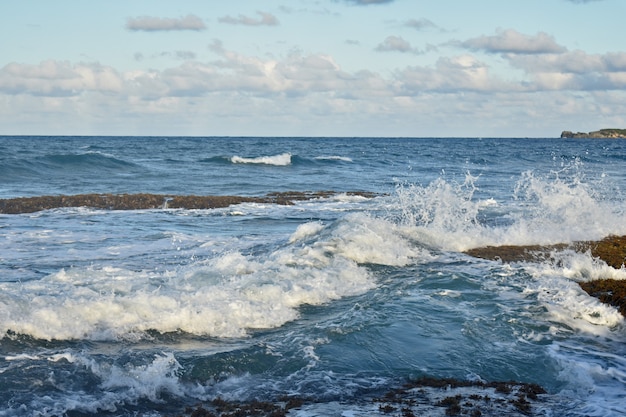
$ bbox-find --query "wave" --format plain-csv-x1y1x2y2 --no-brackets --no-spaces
198,153,353,167
231,152,292,166
0,212,429,341
314,155,353,163
40,152,136,169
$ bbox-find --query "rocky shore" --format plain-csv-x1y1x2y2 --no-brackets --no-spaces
4,193,622,316
465,235,626,316
560,128,626,138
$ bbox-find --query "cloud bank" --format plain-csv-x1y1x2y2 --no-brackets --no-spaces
1,25,624,136
3,34,623,101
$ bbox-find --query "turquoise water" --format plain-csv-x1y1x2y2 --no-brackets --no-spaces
1,137,625,416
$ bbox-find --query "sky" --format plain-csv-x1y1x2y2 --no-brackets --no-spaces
1,0,625,137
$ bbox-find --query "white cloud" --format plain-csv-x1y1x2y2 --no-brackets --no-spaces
375,36,415,53
462,29,566,54
375,36,436,55
404,18,438,31
126,14,206,31
218,11,279,26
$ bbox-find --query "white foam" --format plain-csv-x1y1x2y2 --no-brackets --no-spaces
231,152,292,166
9,351,204,416
5,354,41,361
321,213,427,266
289,221,325,243
549,342,626,417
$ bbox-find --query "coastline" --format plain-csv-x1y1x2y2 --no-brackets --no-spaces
560,128,626,139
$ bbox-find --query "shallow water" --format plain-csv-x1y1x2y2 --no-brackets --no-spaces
1,136,625,416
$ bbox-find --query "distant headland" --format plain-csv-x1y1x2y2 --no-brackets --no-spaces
561,128,626,138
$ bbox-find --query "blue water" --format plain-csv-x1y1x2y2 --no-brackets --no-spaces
1,136,625,416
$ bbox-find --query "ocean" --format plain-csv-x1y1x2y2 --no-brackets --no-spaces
0,136,625,416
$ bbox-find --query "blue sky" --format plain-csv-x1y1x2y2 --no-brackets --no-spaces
1,0,625,137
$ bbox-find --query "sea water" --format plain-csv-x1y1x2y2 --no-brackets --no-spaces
0,136,625,416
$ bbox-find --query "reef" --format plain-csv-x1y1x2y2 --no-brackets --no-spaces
560,129,626,139
0,191,377,214
465,235,626,317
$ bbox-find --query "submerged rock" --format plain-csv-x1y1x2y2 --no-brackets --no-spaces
465,235,626,316
173,377,549,417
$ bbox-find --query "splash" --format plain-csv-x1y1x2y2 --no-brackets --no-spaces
390,165,626,251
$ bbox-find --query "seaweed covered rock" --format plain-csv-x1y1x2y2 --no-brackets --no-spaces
0,191,377,214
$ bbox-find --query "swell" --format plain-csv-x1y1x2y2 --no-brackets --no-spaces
0,152,137,179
